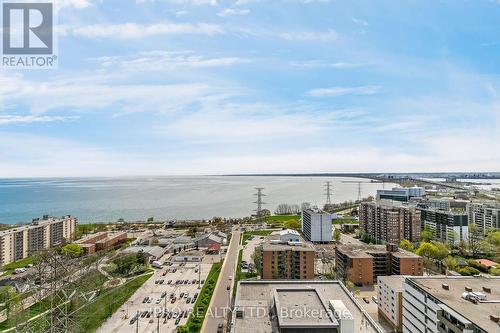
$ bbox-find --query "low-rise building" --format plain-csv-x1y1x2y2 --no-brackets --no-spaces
335,244,423,286
123,245,167,261
259,234,315,279
278,229,301,242
196,233,225,248
173,250,204,262
231,280,383,333
376,187,425,202
0,215,77,266
377,276,405,332
403,276,500,333
74,231,127,254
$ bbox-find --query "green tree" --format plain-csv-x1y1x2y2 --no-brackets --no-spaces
416,242,438,262
61,244,83,257
283,219,301,230
399,239,414,252
186,226,197,238
468,224,483,257
345,280,354,290
444,256,457,275
433,242,450,261
333,228,341,242
420,225,432,242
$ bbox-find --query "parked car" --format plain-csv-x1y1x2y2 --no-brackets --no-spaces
186,297,191,303
217,323,223,333
171,297,176,303
156,298,161,304
191,297,196,304
362,297,370,304
180,292,184,298
175,317,181,325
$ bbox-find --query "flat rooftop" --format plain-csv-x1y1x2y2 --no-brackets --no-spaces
408,276,500,333
273,289,337,328
232,280,382,333
378,275,405,292
337,243,419,259
261,235,314,252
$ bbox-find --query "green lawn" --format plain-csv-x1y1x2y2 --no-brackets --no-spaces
77,272,153,332
332,219,359,224
177,261,223,333
265,215,300,222
1,257,34,275
242,230,273,244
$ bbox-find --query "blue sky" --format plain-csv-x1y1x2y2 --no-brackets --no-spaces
1,0,500,177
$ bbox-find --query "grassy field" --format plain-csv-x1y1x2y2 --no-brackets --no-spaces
242,230,273,244
1,257,35,275
177,261,223,333
332,219,359,224
77,272,153,332
265,215,300,222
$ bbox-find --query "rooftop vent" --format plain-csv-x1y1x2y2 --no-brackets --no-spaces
490,315,499,323
483,286,492,293
442,284,449,290
465,286,473,292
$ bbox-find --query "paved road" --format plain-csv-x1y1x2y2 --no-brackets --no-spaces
201,229,241,333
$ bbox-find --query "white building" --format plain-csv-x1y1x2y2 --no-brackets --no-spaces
378,276,405,332
0,215,77,266
402,276,500,333
301,207,332,242
278,229,301,242
466,202,500,237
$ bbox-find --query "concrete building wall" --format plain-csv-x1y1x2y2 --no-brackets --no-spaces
377,277,403,332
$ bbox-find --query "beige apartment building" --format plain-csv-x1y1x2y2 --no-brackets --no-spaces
0,215,77,266
259,233,315,279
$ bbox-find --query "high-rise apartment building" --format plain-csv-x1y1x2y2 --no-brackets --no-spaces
466,202,500,237
359,201,421,244
419,208,468,245
301,207,332,242
403,276,500,333
0,215,77,266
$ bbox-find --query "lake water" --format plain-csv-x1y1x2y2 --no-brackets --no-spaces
0,176,396,224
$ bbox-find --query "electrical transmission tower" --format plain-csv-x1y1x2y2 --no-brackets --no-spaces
254,187,266,223
9,249,107,333
324,181,332,205
357,182,362,202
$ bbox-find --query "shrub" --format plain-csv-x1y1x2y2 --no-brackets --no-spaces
456,266,481,276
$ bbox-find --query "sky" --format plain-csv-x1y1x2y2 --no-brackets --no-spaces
1,0,500,177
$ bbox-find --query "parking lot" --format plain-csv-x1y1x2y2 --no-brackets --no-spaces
97,260,213,333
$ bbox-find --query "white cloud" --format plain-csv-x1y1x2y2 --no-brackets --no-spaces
0,115,76,125
352,17,369,26
0,73,233,116
217,8,250,17
94,51,252,71
62,22,223,39
290,61,366,69
58,0,92,9
136,0,218,5
307,85,381,97
277,29,337,42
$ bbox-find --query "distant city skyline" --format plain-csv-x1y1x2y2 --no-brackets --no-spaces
1,0,500,177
